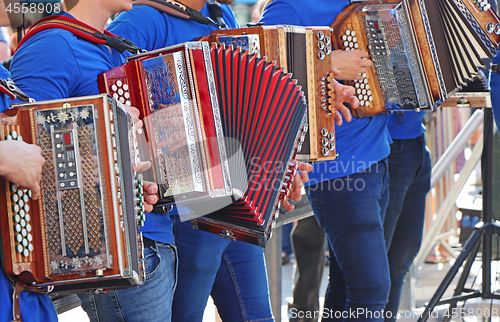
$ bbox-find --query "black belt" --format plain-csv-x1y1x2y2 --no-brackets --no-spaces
491,64,500,73
143,237,156,248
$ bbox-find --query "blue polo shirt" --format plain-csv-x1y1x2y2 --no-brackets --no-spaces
260,0,391,185
0,66,57,322
10,12,174,245
108,4,239,240
387,111,426,139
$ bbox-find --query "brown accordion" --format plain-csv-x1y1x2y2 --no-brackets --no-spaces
331,0,500,117
99,42,307,246
0,94,146,292
201,26,338,162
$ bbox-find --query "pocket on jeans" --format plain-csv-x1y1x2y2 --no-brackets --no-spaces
390,139,403,154
144,246,161,281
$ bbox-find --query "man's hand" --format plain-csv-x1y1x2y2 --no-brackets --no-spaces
330,49,373,81
142,181,158,213
0,140,45,199
331,79,360,126
282,161,313,212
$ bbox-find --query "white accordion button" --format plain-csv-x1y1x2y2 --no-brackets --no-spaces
112,84,118,92
27,244,34,252
25,214,30,222
15,224,21,232
117,80,123,87
13,214,20,223
15,234,22,243
22,249,29,257
123,84,129,91
27,234,33,242
16,245,22,253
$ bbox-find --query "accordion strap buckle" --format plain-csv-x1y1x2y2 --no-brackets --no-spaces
491,64,500,73
220,229,236,241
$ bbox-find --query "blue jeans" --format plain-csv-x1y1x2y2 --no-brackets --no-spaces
172,217,274,322
78,240,177,322
383,136,431,322
306,159,390,322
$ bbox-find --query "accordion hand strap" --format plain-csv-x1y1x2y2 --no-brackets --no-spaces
16,15,143,54
133,0,224,28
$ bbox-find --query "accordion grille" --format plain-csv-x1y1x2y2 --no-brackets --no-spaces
79,124,103,253
39,127,61,256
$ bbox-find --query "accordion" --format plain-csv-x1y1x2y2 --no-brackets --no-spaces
331,0,500,117
99,42,307,246
200,26,338,162
0,94,146,293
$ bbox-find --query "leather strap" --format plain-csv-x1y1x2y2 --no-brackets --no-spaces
16,15,142,54
491,63,500,73
133,0,222,28
11,281,24,322
0,78,32,102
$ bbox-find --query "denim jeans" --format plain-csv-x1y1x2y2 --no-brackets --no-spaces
306,159,390,322
383,136,431,322
78,240,177,322
172,217,274,322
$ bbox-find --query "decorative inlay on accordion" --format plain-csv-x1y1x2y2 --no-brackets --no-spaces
201,26,338,162
0,94,146,292
99,42,307,246
331,0,500,117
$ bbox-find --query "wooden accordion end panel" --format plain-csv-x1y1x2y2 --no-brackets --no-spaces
100,42,307,247
202,26,338,162
0,95,145,292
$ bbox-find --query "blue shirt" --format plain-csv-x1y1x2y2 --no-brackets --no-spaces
108,4,239,242
260,0,391,184
108,4,239,51
387,111,426,139
0,66,57,322
10,12,175,244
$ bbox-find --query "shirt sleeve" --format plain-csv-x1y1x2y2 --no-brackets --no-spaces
259,1,303,26
108,6,166,52
10,32,81,101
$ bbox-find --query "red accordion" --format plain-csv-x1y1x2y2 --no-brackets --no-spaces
99,42,307,246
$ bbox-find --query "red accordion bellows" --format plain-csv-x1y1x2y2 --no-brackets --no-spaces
99,42,307,246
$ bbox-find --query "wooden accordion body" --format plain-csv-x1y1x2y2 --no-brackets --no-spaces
331,0,500,117
201,26,339,162
99,42,307,246
0,94,146,292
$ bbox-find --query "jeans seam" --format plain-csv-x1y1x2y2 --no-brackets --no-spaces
90,294,99,322
145,245,161,281
221,252,248,322
110,291,126,322
166,243,178,295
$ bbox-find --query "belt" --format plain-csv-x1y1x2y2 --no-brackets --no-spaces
143,237,156,248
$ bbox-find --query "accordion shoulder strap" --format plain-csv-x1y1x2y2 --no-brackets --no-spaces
0,78,31,102
132,0,223,28
16,15,142,54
